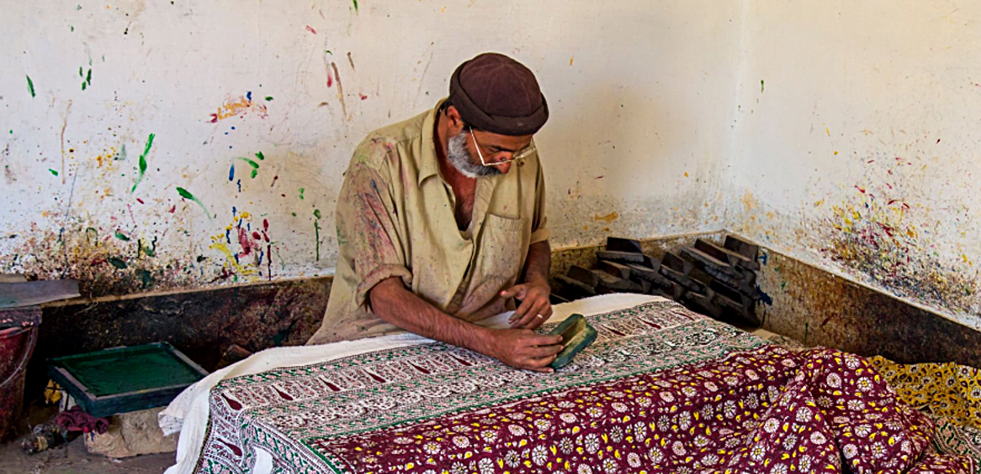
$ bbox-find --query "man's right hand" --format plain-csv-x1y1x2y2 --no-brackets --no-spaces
485,329,564,373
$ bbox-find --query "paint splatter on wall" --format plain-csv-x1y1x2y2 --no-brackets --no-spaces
1,1,744,299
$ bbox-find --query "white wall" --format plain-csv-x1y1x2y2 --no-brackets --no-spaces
727,0,981,328
0,1,743,296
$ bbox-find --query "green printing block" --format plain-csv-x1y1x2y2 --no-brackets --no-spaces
548,313,597,369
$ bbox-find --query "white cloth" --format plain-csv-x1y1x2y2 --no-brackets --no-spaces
161,293,665,474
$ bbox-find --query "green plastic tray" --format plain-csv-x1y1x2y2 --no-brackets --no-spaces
47,342,207,418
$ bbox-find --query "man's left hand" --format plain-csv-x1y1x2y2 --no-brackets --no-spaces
501,281,552,330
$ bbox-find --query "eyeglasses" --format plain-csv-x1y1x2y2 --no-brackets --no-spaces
469,128,536,167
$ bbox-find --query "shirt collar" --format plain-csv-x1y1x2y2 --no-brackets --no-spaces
417,99,445,186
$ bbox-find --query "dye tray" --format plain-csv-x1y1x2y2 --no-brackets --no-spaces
47,342,207,418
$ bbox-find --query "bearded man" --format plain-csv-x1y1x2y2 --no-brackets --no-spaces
308,53,562,372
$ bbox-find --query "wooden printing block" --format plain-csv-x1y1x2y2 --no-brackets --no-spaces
694,238,760,271
554,275,597,299
658,252,707,294
591,269,644,293
682,290,723,319
596,250,646,264
710,281,760,326
605,237,643,254
598,260,632,280
567,265,601,289
724,235,760,263
681,246,756,290
548,314,598,369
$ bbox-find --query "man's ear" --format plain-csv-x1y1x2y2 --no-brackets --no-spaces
445,105,465,133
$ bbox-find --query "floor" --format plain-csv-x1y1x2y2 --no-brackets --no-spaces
0,403,174,474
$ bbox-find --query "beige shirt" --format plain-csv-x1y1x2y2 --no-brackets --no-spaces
307,100,549,345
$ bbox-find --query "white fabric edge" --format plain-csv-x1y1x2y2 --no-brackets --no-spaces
161,293,666,474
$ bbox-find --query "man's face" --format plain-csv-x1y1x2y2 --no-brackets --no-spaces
446,128,534,178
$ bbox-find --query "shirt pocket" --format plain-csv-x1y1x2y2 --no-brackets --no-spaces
475,213,529,281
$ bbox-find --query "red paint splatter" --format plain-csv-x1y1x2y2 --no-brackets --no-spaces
252,231,261,240
209,113,219,123
238,227,255,256
169,205,176,213
271,175,279,187
867,160,875,164
359,93,368,100
855,186,866,194
327,73,334,88
595,175,604,179
306,25,317,34
937,138,941,144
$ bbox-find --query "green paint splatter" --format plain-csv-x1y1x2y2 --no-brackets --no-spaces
314,219,321,261
131,133,154,193
299,188,305,200
85,227,98,243
136,269,155,289
237,157,260,179
70,25,74,31
48,169,58,176
86,68,92,86
78,67,83,77
761,79,765,93
781,281,787,289
291,212,297,217
26,76,35,97
265,96,273,101
81,81,87,91
108,257,127,269
176,186,212,219
255,151,265,161
114,231,130,241
352,0,358,12
313,209,322,219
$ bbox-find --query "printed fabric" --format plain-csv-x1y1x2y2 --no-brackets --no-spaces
195,300,974,473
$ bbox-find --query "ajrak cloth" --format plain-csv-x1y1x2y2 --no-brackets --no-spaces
190,300,972,474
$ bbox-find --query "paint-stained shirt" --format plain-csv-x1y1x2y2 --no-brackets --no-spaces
307,100,549,345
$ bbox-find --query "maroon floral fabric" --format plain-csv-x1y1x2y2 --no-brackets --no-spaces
196,301,974,474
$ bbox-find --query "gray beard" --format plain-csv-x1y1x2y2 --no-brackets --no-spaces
447,132,500,178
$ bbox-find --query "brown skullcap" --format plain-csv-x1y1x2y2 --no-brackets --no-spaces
449,53,549,136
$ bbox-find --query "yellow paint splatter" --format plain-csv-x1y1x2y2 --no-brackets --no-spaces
825,126,831,137
834,151,839,155
741,190,758,212
684,172,689,178
569,57,574,66
209,95,268,123
814,199,825,207
592,212,619,223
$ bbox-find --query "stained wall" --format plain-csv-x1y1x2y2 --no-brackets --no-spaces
1,1,743,297
727,0,981,329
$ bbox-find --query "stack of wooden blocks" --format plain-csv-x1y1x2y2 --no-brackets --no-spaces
552,236,762,327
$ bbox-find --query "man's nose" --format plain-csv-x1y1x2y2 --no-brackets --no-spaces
494,160,512,174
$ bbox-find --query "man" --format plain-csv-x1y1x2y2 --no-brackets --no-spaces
308,53,562,372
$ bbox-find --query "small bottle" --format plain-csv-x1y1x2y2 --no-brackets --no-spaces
21,423,69,455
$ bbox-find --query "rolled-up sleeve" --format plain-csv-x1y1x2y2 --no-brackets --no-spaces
335,159,411,309
529,158,549,244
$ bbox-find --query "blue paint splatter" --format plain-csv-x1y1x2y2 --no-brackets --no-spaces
228,164,235,181
237,179,242,192
232,206,237,216
756,284,773,306
225,229,231,244
246,91,252,101
757,251,769,265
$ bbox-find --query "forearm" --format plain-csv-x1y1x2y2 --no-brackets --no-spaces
369,277,496,356
522,240,551,286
